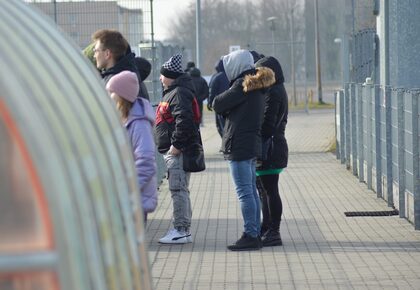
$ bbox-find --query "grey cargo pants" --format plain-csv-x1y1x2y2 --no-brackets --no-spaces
164,152,192,230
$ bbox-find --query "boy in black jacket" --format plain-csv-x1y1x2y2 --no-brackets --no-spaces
155,54,201,244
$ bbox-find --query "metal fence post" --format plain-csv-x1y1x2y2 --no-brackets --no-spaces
412,90,420,229
385,86,393,207
335,91,340,160
366,83,373,189
358,84,364,181
340,90,345,164
397,89,406,217
345,83,351,169
351,83,358,176
375,85,382,197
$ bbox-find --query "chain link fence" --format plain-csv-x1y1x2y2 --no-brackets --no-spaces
350,28,376,83
336,2,420,230
25,0,184,105
24,0,181,183
336,84,420,229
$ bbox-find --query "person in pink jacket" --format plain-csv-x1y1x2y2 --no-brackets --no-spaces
106,71,158,223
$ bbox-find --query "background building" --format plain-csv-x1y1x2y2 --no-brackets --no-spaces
30,1,144,48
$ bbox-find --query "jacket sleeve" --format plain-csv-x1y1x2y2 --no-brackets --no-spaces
170,90,195,150
208,75,218,104
198,77,209,102
212,80,246,115
261,85,287,138
139,82,150,100
130,120,157,191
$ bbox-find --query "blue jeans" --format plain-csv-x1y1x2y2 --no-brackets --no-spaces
228,159,261,237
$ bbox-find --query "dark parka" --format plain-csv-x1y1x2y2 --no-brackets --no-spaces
255,56,289,170
154,74,200,154
213,67,275,161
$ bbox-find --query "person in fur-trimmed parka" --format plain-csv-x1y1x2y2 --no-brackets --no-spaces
213,49,275,251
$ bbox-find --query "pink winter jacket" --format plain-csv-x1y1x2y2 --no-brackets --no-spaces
125,98,158,213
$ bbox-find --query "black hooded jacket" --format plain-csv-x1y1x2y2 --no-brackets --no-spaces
101,50,139,83
101,48,150,100
255,56,289,170
154,74,201,153
188,67,209,103
213,67,275,161
208,59,229,105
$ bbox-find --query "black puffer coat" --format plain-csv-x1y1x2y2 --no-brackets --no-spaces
255,56,289,170
213,67,275,161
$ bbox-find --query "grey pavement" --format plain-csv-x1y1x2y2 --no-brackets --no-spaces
146,109,420,290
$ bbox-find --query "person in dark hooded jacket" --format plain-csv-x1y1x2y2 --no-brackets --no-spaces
213,50,275,251
155,54,201,244
255,56,289,247
134,56,152,101
186,63,209,125
208,58,229,138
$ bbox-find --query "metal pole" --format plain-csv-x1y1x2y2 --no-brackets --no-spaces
350,0,355,82
195,0,201,68
150,0,157,103
53,0,57,23
384,0,390,86
397,89,406,217
314,0,323,103
334,38,344,87
339,89,345,164
272,29,275,56
291,5,297,106
304,17,308,114
385,86,393,207
374,85,382,198
267,17,277,57
412,90,420,229
344,83,351,169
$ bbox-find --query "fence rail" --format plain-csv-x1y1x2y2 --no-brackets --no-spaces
336,83,420,229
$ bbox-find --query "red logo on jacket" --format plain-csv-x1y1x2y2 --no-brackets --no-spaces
155,101,174,125
155,98,201,125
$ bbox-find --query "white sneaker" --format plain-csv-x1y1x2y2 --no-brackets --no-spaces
186,232,193,243
159,229,192,244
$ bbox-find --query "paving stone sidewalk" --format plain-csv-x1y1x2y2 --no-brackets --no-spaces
146,109,420,290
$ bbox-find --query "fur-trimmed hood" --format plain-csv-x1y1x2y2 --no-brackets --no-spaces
243,67,275,92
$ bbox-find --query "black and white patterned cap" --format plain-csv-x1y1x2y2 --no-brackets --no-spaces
160,53,184,79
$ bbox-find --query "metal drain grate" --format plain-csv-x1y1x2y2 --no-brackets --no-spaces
344,210,399,217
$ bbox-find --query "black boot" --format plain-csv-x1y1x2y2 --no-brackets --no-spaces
261,229,282,247
260,225,269,237
227,233,262,251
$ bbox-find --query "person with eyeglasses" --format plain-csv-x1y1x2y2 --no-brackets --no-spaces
91,29,148,99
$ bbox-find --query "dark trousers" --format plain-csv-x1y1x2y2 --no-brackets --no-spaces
256,174,282,233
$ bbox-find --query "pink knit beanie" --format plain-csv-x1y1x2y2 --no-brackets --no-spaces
106,71,139,103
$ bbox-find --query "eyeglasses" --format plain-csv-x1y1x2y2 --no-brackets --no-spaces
93,47,106,53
